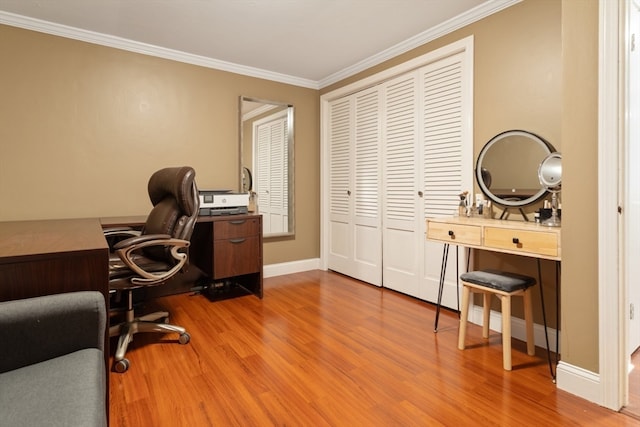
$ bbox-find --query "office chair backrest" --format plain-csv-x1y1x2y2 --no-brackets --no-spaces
142,166,199,261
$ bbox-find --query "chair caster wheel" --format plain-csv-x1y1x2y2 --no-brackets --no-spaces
179,332,190,345
115,358,130,373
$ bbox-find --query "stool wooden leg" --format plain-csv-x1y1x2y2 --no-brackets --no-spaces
458,285,471,350
482,292,491,339
501,295,512,371
523,288,535,356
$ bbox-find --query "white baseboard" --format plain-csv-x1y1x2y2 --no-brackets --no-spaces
264,258,321,278
555,361,601,405
469,305,558,352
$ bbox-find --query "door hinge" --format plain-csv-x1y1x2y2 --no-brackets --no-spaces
631,303,635,320
632,33,636,52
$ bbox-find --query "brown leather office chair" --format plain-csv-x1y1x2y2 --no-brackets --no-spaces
107,166,199,373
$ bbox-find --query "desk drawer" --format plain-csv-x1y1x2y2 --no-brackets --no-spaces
484,227,558,257
427,221,482,246
213,236,261,279
214,218,260,240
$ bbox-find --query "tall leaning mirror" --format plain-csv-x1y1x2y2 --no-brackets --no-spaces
239,96,295,238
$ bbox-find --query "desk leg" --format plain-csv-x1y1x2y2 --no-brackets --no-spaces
434,243,450,332
537,259,556,382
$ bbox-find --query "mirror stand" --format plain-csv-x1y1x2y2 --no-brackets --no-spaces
498,207,529,221
543,193,561,227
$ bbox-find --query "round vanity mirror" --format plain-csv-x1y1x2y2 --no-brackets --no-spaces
476,130,555,207
538,152,562,191
538,152,562,227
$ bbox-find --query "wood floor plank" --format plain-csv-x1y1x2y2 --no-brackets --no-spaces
109,270,639,426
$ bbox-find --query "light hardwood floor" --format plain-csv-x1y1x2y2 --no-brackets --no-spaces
109,270,639,426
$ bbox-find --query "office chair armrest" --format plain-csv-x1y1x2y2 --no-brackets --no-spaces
103,227,142,251
0,291,106,373
103,227,141,238
112,233,172,250
114,236,191,285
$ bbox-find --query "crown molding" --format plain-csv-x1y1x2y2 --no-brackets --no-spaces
1,0,519,91
0,11,320,90
318,0,521,88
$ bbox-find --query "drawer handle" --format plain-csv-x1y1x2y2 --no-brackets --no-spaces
512,237,520,244
229,238,246,244
448,230,455,237
229,220,246,225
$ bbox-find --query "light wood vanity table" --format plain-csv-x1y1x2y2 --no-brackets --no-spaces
426,216,561,261
426,215,561,379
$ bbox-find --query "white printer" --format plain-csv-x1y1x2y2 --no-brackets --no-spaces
198,190,249,216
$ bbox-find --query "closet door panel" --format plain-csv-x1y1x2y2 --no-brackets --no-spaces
328,97,353,275
352,88,382,285
382,72,422,294
420,52,472,304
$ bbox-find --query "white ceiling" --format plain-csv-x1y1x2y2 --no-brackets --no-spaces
0,0,518,89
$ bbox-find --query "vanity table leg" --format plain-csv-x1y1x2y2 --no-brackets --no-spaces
434,243,450,332
555,261,561,371
455,248,460,313
537,259,556,382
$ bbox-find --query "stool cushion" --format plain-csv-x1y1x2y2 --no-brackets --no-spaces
460,269,536,292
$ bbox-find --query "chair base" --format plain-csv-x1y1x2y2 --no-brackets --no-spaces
109,291,190,373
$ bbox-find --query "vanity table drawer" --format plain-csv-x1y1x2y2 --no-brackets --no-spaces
427,221,482,246
484,227,558,257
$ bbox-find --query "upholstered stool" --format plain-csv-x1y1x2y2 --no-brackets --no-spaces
458,269,537,370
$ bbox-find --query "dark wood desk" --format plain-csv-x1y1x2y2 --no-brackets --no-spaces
0,218,110,302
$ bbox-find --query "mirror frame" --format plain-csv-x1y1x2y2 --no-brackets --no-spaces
239,96,295,238
475,130,555,208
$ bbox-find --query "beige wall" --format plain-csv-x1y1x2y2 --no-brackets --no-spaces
0,0,601,374
0,24,320,265
561,0,599,373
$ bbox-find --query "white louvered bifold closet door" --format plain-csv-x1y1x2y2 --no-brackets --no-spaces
421,52,472,305
255,113,288,235
326,46,472,304
327,87,382,286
